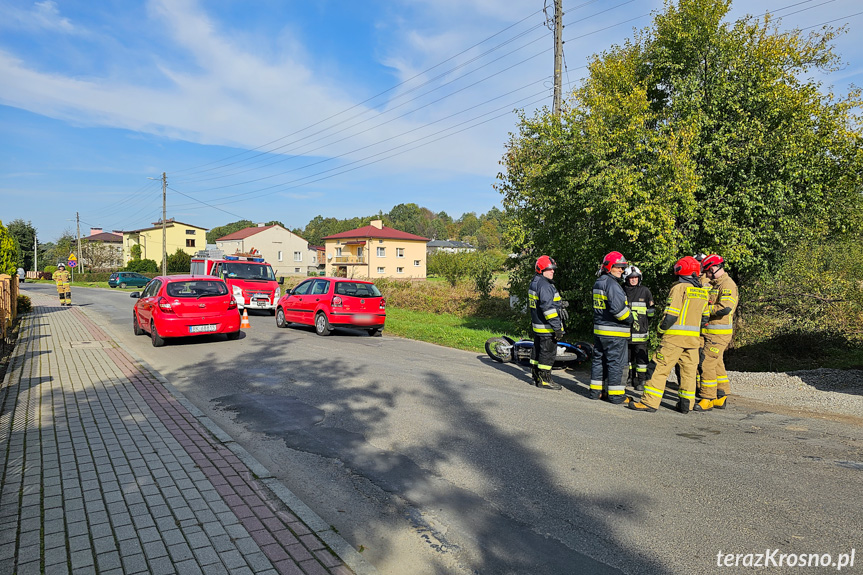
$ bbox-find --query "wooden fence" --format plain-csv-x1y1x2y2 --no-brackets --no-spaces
0,274,19,341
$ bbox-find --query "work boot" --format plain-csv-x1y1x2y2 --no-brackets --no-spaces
677,399,690,414
713,395,728,409
628,401,656,412
536,371,561,391
694,399,714,412
531,365,541,386
634,376,645,392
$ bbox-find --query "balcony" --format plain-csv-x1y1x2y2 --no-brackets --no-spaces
332,255,366,265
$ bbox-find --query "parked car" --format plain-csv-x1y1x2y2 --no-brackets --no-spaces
275,277,385,336
109,272,151,289
130,275,241,347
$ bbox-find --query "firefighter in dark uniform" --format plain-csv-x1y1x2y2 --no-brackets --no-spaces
629,256,710,413
622,265,654,391
590,251,633,403
694,254,738,411
529,256,564,390
53,263,72,306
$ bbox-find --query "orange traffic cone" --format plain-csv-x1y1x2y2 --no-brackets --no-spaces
240,309,251,329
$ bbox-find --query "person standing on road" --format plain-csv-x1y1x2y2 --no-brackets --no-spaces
17,267,25,284
622,265,654,392
53,263,71,306
694,254,739,411
590,251,634,403
629,256,710,413
529,256,564,390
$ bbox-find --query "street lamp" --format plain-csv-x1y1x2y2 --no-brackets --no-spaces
148,173,167,276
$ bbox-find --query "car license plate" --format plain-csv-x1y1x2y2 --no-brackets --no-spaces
354,314,373,322
255,300,267,307
189,324,218,334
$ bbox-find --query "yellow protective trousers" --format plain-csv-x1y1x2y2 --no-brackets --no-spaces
640,343,700,410
699,333,731,399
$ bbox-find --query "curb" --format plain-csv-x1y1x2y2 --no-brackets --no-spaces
78,303,380,575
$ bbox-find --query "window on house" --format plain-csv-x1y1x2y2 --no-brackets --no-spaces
186,239,195,247
397,267,404,274
377,267,385,274
396,248,404,258
186,229,196,235
377,247,386,257
294,268,301,273
278,251,283,261
336,247,342,256
414,260,421,266
294,251,302,262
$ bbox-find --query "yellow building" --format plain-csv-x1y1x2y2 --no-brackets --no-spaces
323,220,429,279
121,219,208,265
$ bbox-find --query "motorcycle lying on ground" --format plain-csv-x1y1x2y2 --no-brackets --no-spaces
484,336,593,368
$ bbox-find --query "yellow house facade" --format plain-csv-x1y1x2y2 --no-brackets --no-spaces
121,219,208,265
322,220,429,279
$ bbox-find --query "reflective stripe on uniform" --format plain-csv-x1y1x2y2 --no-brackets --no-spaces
544,309,558,319
644,385,664,398
537,363,553,370
663,325,701,336
636,364,647,373
701,379,718,388
615,307,631,321
589,380,603,390
532,324,554,333
666,306,681,315
607,386,625,395
704,324,733,334
678,389,695,399
594,325,631,337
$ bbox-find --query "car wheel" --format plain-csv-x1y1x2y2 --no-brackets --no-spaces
120,282,127,288
110,285,116,288
367,328,381,337
226,331,240,341
133,313,144,336
314,312,331,336
150,321,165,347
275,307,288,328
269,309,276,316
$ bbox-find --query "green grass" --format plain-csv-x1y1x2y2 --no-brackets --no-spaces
385,307,524,353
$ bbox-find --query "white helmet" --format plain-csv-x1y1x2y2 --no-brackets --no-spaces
57,263,66,270
623,265,642,281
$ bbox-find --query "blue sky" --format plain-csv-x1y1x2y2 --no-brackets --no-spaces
2,0,861,244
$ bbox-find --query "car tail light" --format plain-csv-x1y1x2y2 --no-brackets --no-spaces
380,298,386,310
228,298,237,310
157,297,175,313
332,296,343,308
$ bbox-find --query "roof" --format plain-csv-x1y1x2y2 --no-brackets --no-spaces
323,224,429,242
427,240,476,248
82,232,122,243
122,219,207,233
216,225,279,241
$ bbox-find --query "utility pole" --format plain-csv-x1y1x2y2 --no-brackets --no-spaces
552,0,564,116
161,172,167,276
34,235,37,276
76,211,83,274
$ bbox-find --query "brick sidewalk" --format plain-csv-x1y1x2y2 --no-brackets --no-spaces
0,295,377,575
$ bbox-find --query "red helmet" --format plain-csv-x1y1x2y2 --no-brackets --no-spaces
674,256,701,277
701,254,724,272
535,255,558,274
600,251,628,273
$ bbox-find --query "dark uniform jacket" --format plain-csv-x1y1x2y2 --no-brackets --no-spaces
529,274,563,337
623,283,654,343
592,273,633,338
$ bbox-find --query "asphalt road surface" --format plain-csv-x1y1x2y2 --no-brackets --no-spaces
26,283,863,575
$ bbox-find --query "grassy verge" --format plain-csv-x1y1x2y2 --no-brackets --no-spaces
384,308,523,353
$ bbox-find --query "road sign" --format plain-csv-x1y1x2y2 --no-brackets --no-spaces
67,253,78,268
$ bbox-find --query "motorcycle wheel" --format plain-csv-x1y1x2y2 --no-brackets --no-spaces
485,337,515,363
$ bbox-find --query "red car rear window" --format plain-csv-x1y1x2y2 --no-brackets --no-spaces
334,282,381,297
166,281,228,298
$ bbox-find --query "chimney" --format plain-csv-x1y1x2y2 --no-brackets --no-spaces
370,219,383,230
89,227,103,236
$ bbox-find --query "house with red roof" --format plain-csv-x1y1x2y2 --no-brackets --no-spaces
215,224,321,276
322,219,429,279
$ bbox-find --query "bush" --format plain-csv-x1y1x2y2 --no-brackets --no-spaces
467,251,506,299
74,272,114,282
17,294,31,314
43,265,57,275
167,248,191,274
428,252,470,287
124,259,159,274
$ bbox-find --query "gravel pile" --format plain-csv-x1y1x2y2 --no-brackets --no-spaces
729,368,863,418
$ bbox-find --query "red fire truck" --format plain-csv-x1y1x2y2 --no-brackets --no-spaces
190,249,284,313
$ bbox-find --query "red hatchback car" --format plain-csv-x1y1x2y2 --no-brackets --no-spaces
131,275,241,347
275,277,386,336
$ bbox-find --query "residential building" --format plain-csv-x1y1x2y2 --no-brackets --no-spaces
426,239,477,254
120,219,207,265
80,228,124,271
322,220,429,279
215,224,321,276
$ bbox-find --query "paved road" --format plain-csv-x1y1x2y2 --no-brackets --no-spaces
25,283,863,575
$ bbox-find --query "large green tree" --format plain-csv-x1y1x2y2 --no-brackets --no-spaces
497,0,863,324
206,220,254,244
7,219,36,271
0,220,19,276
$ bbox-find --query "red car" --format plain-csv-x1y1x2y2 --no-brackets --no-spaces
131,275,241,347
275,277,386,336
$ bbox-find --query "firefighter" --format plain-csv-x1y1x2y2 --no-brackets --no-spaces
53,263,72,306
694,254,739,411
528,255,564,390
622,266,654,392
629,256,710,413
590,251,633,403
